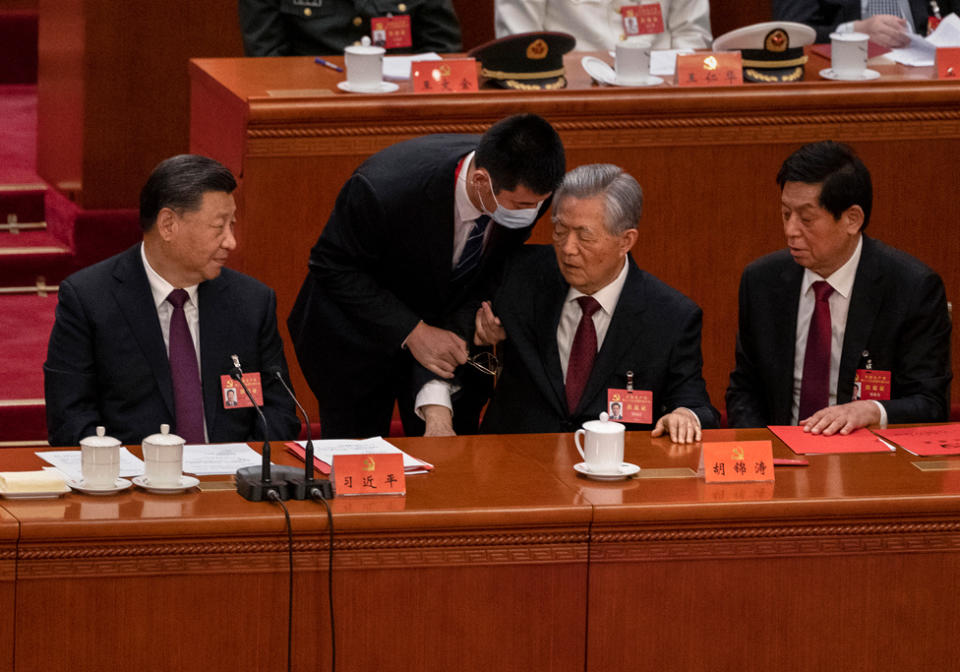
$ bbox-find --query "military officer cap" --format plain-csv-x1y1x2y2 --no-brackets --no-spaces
467,32,576,90
713,22,816,83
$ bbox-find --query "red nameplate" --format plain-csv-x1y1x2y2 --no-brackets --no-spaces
221,372,263,409
676,53,743,87
936,47,960,79
929,16,943,33
372,14,412,49
412,58,478,93
854,369,891,401
701,441,774,483
607,388,653,424
621,4,664,37
333,453,406,496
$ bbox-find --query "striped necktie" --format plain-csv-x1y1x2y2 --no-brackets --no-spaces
451,215,490,283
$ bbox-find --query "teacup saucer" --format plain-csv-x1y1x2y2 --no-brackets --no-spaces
581,57,663,87
337,80,400,94
573,462,641,481
132,475,200,494
819,68,880,81
66,477,133,495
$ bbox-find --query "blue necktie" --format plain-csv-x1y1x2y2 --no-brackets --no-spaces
451,215,490,283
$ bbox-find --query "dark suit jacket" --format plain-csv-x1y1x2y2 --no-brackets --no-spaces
726,235,952,427
481,247,719,434
288,134,549,427
44,244,301,446
773,0,931,42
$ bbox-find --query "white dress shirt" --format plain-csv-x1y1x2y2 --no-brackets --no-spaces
141,243,208,440
791,236,887,426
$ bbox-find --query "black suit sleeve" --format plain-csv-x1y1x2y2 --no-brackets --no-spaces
44,279,103,446
772,0,850,43
880,271,952,423
255,289,303,441
239,0,291,57
725,267,769,428
412,0,462,53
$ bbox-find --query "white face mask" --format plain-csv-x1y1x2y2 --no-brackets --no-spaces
476,177,542,230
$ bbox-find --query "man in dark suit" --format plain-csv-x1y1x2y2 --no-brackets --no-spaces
726,141,951,434
288,114,566,439
44,155,301,446
424,163,718,442
773,0,936,46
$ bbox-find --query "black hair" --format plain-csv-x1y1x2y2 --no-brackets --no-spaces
474,113,565,196
139,154,237,231
776,141,872,230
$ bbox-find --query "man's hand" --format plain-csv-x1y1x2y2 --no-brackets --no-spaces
422,405,456,437
801,400,882,435
405,321,468,379
853,15,910,48
651,408,701,444
474,301,506,346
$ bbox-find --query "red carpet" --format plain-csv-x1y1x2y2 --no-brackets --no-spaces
0,84,39,184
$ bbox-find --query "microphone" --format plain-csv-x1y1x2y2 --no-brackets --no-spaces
232,354,295,501
268,367,334,500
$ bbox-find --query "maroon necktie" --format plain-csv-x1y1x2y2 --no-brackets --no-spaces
565,296,602,414
798,281,834,422
167,289,205,443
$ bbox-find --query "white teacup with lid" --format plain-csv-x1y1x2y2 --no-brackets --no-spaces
141,424,185,488
574,412,625,473
80,426,121,488
345,36,386,91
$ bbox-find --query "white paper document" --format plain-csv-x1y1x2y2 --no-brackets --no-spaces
383,53,442,80
292,437,433,474
607,49,693,76
37,448,145,481
890,13,960,66
181,443,267,475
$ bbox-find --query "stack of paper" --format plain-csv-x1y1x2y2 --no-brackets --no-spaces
768,425,893,454
874,424,960,456
286,437,433,475
890,13,960,66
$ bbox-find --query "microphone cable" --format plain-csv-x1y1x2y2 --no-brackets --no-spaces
310,487,336,672
268,490,295,672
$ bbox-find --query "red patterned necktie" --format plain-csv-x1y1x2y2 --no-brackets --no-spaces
798,281,834,422
565,296,602,414
167,289,205,443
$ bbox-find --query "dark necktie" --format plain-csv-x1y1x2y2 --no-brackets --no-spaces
565,296,602,414
798,281,834,422
450,214,490,283
167,289,205,443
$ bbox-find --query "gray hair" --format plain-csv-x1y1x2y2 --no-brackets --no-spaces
552,164,643,235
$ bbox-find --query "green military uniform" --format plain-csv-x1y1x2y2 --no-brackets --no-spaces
239,0,462,56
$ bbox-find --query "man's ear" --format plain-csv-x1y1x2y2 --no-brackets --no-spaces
155,208,178,242
842,204,864,234
620,228,639,253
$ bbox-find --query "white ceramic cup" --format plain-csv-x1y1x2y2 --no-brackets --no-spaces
615,40,652,84
345,37,386,91
142,424,185,488
574,413,625,472
830,32,869,76
80,426,121,488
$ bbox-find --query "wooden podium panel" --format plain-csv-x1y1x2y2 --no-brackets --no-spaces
0,508,15,672
190,52,960,420
2,438,589,671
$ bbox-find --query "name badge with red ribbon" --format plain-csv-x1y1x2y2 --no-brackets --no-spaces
853,369,892,401
221,372,263,409
412,58,478,94
676,52,743,87
607,388,653,424
701,441,775,483
621,4,664,37
372,14,412,49
333,453,406,496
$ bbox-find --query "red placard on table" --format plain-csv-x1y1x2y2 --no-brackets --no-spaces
333,453,406,496
412,59,478,94
676,53,743,87
937,47,960,79
701,441,775,483
768,425,892,454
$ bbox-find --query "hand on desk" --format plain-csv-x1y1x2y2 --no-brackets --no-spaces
422,404,456,437
801,400,882,436
854,15,910,48
406,321,468,379
652,408,701,444
474,301,506,347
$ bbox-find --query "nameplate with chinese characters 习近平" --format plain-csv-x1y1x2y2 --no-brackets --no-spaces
332,453,406,496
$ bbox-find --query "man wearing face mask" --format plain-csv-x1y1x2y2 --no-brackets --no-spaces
288,114,566,438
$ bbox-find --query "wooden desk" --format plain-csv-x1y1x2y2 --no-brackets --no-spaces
0,508,15,672
189,52,960,420
2,429,960,670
